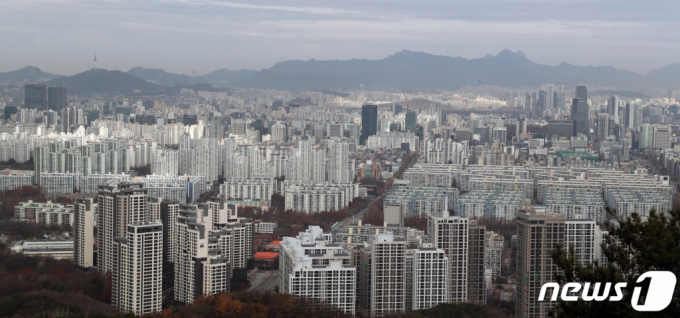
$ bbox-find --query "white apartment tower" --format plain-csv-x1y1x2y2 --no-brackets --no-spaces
271,122,287,142
279,226,356,315
516,211,565,318
409,243,449,310
328,142,352,183
111,222,163,315
97,182,149,274
565,218,596,266
427,211,469,303
485,231,504,279
207,196,253,270
174,204,231,304
98,182,163,315
73,197,96,268
358,232,407,317
161,200,181,263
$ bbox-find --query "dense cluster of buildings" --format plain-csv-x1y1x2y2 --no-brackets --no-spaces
5,81,680,318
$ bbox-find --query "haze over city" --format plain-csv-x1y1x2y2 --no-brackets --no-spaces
2,0,680,75
2,1,680,318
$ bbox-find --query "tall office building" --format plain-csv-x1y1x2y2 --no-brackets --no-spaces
571,98,589,137
516,211,566,318
427,211,469,303
597,113,609,142
535,91,547,117
63,106,76,133
361,104,378,145
468,220,487,304
24,84,47,110
653,124,672,149
517,116,527,135
73,197,96,268
624,102,636,131
279,226,356,315
405,111,417,133
640,123,653,148
48,86,68,111
575,85,587,100
409,243,449,310
358,232,406,317
607,96,619,124
392,104,403,115
112,222,163,315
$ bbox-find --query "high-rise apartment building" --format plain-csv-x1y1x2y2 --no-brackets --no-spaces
279,226,356,315
97,182,149,274
207,196,254,271
48,86,68,111
565,219,596,266
112,222,163,315
468,220,487,304
328,142,352,183
516,211,566,318
97,182,163,315
358,232,407,317
73,197,96,268
361,104,378,145
485,231,504,279
161,200,181,263
271,122,287,142
408,243,449,310
427,211,469,303
24,84,47,110
174,203,231,304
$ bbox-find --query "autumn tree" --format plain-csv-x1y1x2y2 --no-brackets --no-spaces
550,208,680,317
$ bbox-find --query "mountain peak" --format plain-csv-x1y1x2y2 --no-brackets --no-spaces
495,49,527,60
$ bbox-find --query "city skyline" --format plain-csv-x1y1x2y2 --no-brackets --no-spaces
1,1,679,75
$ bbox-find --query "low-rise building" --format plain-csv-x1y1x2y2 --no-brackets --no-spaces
11,239,73,259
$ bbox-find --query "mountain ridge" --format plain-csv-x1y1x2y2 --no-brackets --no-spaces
4,50,680,92
0,66,63,83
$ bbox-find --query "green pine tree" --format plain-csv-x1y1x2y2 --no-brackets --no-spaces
550,208,680,317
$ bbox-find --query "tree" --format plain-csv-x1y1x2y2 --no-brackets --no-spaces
550,208,680,317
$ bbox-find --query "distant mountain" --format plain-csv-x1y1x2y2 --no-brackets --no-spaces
127,67,194,86
197,69,258,85
127,67,258,87
0,66,62,83
236,49,661,91
46,69,164,95
645,63,680,90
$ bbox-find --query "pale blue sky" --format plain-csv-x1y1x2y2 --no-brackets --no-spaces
1,0,678,75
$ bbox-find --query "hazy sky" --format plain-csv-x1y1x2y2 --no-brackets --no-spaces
1,0,679,76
